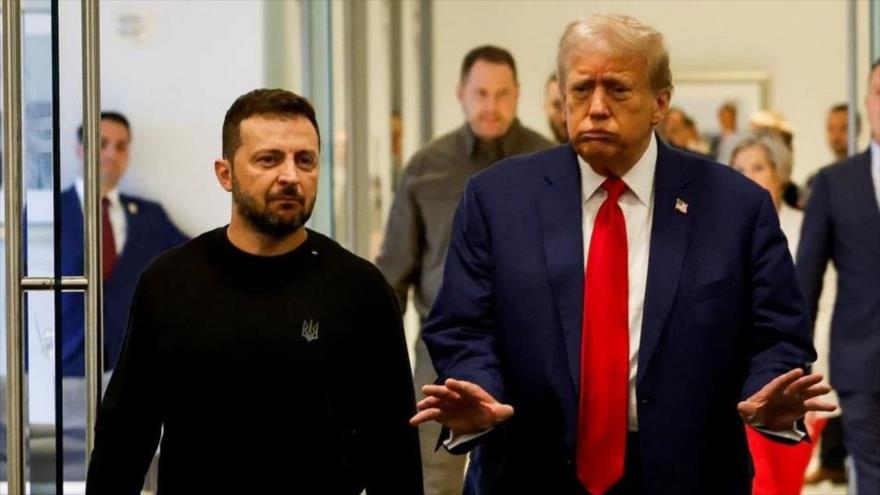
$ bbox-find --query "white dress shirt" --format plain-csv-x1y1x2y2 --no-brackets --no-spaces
578,135,656,432
778,203,803,260
75,178,126,254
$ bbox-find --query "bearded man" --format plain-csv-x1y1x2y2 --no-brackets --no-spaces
85,89,423,495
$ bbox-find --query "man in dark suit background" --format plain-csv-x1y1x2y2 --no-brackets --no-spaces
798,59,880,495
411,15,835,495
60,111,188,478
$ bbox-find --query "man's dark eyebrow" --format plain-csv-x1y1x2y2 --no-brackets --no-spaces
251,148,284,158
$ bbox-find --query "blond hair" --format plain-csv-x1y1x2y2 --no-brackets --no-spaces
557,14,672,94
730,132,794,185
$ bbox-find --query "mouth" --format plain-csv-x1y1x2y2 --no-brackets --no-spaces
578,130,617,141
269,196,304,206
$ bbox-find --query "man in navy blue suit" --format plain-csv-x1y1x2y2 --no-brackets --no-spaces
411,15,835,495
798,59,880,495
60,112,187,477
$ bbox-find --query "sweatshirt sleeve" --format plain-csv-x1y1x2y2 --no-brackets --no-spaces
86,270,163,494
361,271,424,495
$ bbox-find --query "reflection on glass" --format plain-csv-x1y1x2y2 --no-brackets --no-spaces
27,291,57,492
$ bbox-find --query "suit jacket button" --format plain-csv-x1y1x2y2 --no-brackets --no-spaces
640,398,652,405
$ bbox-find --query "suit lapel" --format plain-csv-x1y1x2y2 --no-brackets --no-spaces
62,187,85,262
638,143,695,384
853,151,880,225
117,194,139,260
538,146,584,392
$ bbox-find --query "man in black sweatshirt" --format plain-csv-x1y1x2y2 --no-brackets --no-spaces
86,89,423,494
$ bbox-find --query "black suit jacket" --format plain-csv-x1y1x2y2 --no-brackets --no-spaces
797,149,880,392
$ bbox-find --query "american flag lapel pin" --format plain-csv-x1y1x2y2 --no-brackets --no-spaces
674,198,688,214
127,202,139,215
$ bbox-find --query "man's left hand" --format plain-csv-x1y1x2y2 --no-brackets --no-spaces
737,368,837,431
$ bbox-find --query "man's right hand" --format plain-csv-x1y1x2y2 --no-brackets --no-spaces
409,378,514,435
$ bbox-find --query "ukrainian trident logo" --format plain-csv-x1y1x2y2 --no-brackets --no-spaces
301,319,320,342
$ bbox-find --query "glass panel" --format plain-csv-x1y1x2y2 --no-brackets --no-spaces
22,0,59,492
26,291,58,494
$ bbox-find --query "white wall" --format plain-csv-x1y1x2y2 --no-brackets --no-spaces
59,0,268,236
432,0,872,183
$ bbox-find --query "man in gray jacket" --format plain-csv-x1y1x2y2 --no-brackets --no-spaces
376,45,552,495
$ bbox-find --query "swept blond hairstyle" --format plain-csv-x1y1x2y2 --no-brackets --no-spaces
557,14,673,94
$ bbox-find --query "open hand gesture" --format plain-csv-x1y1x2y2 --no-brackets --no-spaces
738,368,837,431
409,378,514,435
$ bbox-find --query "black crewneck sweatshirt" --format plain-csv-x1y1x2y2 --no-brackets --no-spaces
86,227,423,494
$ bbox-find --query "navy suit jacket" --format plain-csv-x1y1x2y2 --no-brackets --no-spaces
797,150,880,392
423,142,816,495
60,186,188,377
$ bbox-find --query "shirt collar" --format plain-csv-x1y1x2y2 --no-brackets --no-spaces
75,177,121,208
577,133,657,206
460,118,525,158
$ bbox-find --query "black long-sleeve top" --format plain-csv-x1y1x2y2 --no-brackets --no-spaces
86,227,423,494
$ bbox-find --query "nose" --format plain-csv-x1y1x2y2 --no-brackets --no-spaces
276,156,301,185
485,94,499,113
101,144,117,164
587,88,610,120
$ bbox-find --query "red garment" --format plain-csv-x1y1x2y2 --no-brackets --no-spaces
577,178,629,494
102,197,118,279
747,416,824,495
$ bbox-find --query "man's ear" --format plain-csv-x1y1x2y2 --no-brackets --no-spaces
215,158,233,192
652,89,673,127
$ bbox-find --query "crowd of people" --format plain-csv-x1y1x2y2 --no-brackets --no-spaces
10,11,875,495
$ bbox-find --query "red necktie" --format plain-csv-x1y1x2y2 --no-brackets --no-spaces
577,177,629,495
102,197,118,279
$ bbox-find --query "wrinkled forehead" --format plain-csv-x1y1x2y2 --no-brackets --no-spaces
238,115,319,152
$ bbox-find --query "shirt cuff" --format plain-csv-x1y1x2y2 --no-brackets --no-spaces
443,427,494,451
752,421,805,442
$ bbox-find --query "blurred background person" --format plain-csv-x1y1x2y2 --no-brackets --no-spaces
710,101,739,160
660,107,709,155
680,114,711,154
60,111,188,479
802,103,862,207
544,72,568,143
797,59,880,495
658,106,685,146
375,45,552,495
730,132,799,242
802,101,859,488
748,109,802,209
826,103,858,162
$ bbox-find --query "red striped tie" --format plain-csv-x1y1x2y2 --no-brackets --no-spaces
577,177,629,495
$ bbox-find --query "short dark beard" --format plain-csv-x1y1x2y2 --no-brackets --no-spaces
231,175,313,238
